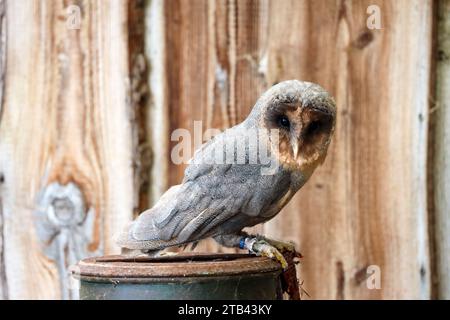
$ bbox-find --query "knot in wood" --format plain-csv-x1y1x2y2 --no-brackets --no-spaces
41,182,86,229
50,197,76,227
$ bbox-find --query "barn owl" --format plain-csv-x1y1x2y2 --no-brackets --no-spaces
117,80,336,269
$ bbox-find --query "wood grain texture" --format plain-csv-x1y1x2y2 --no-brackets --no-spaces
262,0,434,300
162,0,270,252
0,0,7,300
0,0,138,299
156,0,435,299
128,0,151,215
146,0,169,204
0,0,440,300
432,0,450,300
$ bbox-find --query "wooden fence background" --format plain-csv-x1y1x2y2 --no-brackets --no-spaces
0,0,448,299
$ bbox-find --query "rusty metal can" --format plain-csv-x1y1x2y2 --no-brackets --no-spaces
72,253,283,300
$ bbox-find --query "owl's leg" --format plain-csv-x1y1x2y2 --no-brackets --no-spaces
213,232,289,270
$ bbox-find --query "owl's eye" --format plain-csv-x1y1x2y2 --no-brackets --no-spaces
277,115,290,129
305,120,322,136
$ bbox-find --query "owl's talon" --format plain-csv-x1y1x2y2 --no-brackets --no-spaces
266,239,296,252
257,236,302,259
247,239,289,270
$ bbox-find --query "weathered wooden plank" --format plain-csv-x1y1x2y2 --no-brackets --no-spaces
0,0,140,299
432,0,450,300
128,0,151,215
161,0,270,252
145,0,169,204
155,0,434,299
0,0,7,301
162,0,225,252
164,0,212,186
262,0,434,300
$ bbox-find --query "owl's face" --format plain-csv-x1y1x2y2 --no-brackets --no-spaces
261,81,336,172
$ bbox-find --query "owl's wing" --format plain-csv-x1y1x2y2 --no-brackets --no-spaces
116,129,291,251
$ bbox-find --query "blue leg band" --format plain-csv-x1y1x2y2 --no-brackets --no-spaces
239,237,246,249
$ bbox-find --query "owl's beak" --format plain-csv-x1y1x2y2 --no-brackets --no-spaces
291,139,299,159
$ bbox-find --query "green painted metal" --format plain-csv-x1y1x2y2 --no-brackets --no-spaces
79,274,282,300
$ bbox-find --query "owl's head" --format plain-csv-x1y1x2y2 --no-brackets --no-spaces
252,80,336,173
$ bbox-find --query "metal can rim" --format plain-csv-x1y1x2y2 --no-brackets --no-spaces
72,253,282,280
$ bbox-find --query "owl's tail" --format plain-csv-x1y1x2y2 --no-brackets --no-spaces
115,185,184,251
